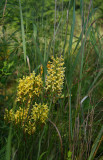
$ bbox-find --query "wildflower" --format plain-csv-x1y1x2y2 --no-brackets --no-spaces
16,71,43,104
45,56,65,100
4,55,65,135
4,103,49,135
31,102,49,124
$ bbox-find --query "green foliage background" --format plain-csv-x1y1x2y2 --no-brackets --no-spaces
0,0,103,160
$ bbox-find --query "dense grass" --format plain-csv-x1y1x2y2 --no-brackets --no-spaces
0,0,103,160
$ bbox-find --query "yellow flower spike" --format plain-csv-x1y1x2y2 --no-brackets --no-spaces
45,56,65,100
16,72,43,104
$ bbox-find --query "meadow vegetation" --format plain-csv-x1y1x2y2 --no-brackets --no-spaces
0,0,103,160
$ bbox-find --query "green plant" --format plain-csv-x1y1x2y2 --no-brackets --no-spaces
4,56,65,135
0,0,103,160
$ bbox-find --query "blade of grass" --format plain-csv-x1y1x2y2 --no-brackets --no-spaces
66,1,75,144
78,0,85,103
44,37,47,62
19,0,26,63
88,125,103,160
68,0,75,56
38,151,47,160
5,125,12,160
37,127,46,160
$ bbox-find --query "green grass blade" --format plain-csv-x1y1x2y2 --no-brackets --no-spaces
69,90,72,140
33,24,37,40
5,126,12,160
19,0,26,63
68,0,75,56
38,152,47,160
37,128,45,160
88,125,103,160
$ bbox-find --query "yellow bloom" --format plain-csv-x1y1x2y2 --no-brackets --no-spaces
4,56,65,135
16,71,43,104
45,56,65,100
4,102,49,135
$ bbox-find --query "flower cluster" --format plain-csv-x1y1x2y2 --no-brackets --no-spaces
4,107,29,124
4,56,65,135
24,103,49,134
45,56,65,98
16,71,43,104
31,103,49,124
4,103,49,135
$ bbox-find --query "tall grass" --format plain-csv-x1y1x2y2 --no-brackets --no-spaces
19,0,26,63
0,0,103,160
